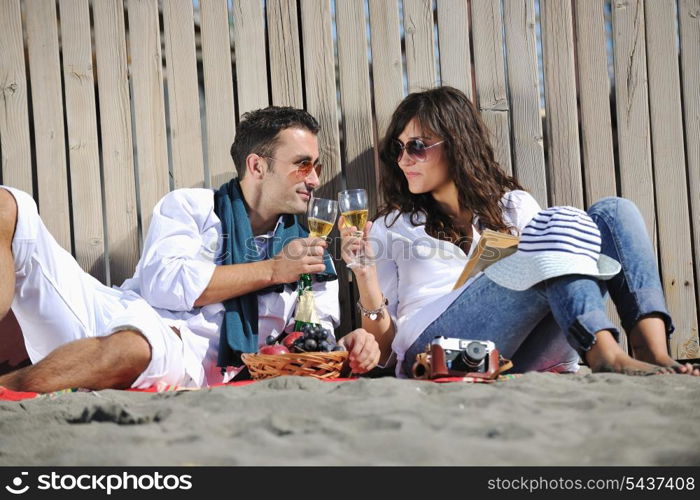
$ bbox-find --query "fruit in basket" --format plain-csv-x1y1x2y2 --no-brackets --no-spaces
292,337,306,351
259,344,290,355
303,338,318,351
259,323,341,354
282,332,304,350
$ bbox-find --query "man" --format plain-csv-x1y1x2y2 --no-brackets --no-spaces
0,106,379,392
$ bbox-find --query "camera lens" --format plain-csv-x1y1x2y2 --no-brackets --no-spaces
461,341,487,368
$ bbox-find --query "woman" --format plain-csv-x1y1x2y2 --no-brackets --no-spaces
339,86,698,377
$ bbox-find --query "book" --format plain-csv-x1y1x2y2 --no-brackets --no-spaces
453,229,520,290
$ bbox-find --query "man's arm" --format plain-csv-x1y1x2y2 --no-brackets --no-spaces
135,190,328,310
194,237,330,307
193,260,275,307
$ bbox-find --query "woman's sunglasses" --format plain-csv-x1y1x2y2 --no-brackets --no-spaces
391,139,445,163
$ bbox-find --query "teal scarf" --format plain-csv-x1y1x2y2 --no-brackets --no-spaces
213,179,337,367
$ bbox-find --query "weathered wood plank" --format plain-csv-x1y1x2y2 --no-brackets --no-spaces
470,0,512,175
645,0,698,359
436,0,472,99
233,0,269,116
574,0,617,206
200,0,237,188
611,0,657,250
300,0,351,334
336,0,376,210
368,0,404,142
25,0,72,251
679,0,700,359
337,0,377,333
267,0,303,108
503,0,546,206
403,0,438,93
59,0,106,281
162,0,205,189
299,0,342,199
127,0,170,236
540,0,583,208
0,0,33,194
92,0,139,285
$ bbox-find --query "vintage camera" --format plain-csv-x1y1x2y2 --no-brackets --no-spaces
412,336,502,380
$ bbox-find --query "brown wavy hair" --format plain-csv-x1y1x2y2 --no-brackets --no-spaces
377,86,523,247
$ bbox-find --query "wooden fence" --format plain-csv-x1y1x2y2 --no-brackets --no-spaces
0,0,698,359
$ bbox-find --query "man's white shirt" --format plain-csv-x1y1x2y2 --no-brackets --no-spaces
120,188,340,385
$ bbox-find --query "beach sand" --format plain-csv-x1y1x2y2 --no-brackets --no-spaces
1,371,699,466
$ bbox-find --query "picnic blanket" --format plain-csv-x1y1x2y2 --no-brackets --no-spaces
0,374,522,402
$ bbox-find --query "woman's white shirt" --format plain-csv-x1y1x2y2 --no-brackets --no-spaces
368,190,542,372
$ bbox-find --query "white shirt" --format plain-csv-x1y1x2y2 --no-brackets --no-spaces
369,190,541,371
120,188,340,386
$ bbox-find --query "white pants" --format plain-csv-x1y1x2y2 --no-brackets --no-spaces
3,186,193,389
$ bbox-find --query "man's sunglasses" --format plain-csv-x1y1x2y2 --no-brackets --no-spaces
391,139,445,163
262,156,323,178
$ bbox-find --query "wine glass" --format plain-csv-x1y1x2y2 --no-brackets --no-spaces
298,196,338,291
338,189,369,268
307,196,338,240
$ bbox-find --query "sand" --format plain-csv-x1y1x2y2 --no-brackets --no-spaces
1,371,699,466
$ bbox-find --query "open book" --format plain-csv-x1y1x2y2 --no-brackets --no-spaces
453,229,519,290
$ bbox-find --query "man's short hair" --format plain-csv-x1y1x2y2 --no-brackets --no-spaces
230,106,320,179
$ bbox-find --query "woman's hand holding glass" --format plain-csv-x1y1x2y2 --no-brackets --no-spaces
338,215,374,275
338,189,373,269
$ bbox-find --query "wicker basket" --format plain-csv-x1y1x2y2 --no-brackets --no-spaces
241,351,349,380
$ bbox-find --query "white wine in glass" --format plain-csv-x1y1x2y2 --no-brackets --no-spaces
307,197,338,239
338,189,370,268
341,209,369,232
308,217,335,238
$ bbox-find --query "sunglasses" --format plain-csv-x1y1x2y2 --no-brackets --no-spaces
262,156,323,178
391,139,445,163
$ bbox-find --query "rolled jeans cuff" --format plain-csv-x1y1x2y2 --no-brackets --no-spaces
618,287,675,336
567,310,620,353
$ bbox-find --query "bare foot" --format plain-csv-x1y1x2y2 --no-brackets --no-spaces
627,315,700,376
585,330,674,376
632,346,700,375
630,336,700,376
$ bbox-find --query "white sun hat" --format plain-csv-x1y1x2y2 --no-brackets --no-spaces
483,206,621,291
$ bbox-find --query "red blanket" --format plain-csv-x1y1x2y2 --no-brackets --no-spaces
0,374,521,402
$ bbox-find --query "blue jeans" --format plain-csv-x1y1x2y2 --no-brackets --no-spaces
402,197,674,376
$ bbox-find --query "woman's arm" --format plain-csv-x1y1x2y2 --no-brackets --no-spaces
339,217,397,365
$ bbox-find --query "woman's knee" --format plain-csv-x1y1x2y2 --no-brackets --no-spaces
588,197,647,238
588,196,640,219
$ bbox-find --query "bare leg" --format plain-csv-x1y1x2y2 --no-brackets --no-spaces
0,330,151,392
0,188,18,320
585,330,674,375
629,314,700,376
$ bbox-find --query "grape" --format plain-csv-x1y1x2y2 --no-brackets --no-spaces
265,334,277,346
304,338,318,351
332,344,346,352
293,338,306,353
319,341,331,352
